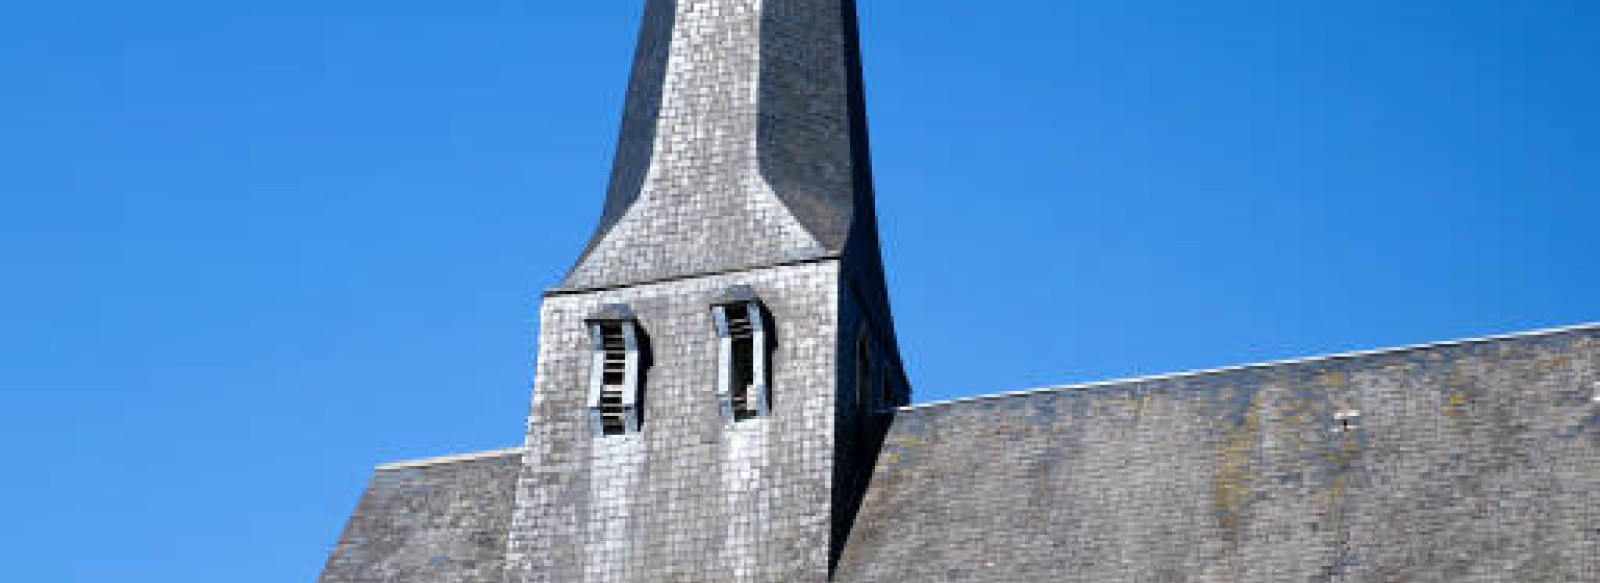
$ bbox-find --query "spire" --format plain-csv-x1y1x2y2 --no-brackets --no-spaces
556,0,878,292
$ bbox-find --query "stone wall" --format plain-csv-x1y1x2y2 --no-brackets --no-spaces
836,325,1600,583
503,262,848,583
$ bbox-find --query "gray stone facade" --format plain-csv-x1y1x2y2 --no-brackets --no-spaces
315,0,1598,581
502,261,895,582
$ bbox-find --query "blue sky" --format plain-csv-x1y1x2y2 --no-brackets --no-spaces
2,1,1596,581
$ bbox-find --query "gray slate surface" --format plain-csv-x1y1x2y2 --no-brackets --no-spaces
557,0,875,293
318,451,523,583
835,326,1600,583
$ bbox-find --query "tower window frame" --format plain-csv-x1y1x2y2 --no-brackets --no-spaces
711,286,771,423
586,304,643,438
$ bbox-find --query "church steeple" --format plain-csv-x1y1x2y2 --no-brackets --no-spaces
557,0,879,293
505,2,907,580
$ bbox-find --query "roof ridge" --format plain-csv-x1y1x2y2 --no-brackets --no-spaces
901,321,1600,412
374,446,526,471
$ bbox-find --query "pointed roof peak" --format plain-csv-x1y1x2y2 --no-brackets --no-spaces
555,0,878,293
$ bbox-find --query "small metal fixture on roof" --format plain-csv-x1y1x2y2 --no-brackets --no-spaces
1334,409,1361,433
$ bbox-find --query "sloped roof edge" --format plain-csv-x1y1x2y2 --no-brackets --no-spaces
373,447,527,471
904,320,1600,412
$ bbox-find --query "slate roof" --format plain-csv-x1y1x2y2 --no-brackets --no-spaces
318,450,524,583
320,324,1600,582
555,0,877,293
834,324,1600,582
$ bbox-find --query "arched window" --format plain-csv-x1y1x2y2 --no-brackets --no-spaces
586,304,643,437
712,286,770,422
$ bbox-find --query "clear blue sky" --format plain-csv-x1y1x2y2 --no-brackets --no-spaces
2,1,1595,581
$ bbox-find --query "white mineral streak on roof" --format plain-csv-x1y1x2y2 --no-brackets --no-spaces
375,446,527,471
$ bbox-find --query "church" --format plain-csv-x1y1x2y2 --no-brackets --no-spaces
317,1,1600,581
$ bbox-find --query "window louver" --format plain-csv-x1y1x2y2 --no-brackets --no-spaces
712,287,769,423
595,322,631,434
586,305,642,437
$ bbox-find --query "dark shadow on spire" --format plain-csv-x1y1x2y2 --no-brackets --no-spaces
830,408,895,578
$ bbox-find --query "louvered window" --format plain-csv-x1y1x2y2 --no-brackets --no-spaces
712,287,769,422
586,305,642,437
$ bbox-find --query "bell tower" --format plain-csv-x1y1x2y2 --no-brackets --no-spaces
502,0,908,580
